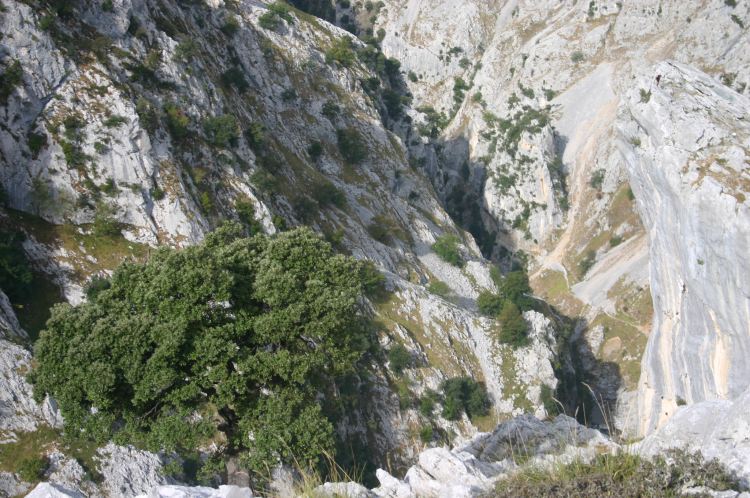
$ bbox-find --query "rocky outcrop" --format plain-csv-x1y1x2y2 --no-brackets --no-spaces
366,414,616,498
618,61,750,434
637,387,750,489
0,338,62,436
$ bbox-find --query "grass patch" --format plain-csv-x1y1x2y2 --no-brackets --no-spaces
492,450,741,497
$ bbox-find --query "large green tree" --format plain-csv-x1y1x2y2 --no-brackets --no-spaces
32,224,377,474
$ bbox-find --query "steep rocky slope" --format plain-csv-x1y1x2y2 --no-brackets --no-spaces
0,0,564,490
619,61,750,434
2,0,750,495
372,0,749,431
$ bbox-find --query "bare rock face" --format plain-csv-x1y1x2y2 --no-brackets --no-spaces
0,338,62,435
618,61,750,434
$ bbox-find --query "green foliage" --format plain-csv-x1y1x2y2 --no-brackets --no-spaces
427,280,450,298
221,15,240,36
174,39,199,62
0,230,33,302
322,101,340,120
725,0,737,6
609,235,623,247
578,250,596,278
498,301,529,347
494,450,741,498
17,456,48,482
387,344,412,375
32,225,375,475
453,77,470,104
477,290,503,317
220,67,249,92
419,425,433,443
203,115,239,147
440,377,490,421
639,88,651,103
419,390,437,417
590,169,605,190
235,200,262,235
307,141,323,161
84,274,111,301
27,132,47,157
431,234,462,267
0,59,23,104
571,51,585,63
325,37,356,67
259,2,294,30
336,128,367,164
311,180,346,208
731,14,744,28
499,270,533,311
92,204,122,238
164,103,190,140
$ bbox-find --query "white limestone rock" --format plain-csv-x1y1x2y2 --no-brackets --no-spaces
136,484,253,498
0,339,62,436
637,387,750,489
96,443,168,498
618,61,750,434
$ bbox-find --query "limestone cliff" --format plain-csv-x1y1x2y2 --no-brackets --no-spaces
618,61,750,434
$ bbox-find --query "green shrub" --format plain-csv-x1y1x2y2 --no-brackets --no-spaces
453,77,470,104
639,88,651,103
499,270,533,311
367,223,390,244
578,250,596,278
0,230,33,302
431,234,462,267
440,377,490,421
427,280,450,297
419,390,437,417
571,51,585,63
84,274,111,301
589,169,605,190
258,2,294,30
92,204,121,237
27,132,47,158
388,344,412,374
32,224,376,475
203,115,239,147
220,67,249,92
336,128,367,164
494,450,741,497
498,301,529,347
307,141,323,161
322,101,340,119
174,39,199,62
325,37,356,67
220,15,240,36
419,425,433,443
164,103,190,139
609,235,623,247
0,59,23,104
102,114,128,128
311,180,346,208
477,290,503,316
235,200,263,235
244,122,265,151
151,186,165,201
17,456,47,482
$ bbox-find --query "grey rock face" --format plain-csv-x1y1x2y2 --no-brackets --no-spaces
637,387,750,489
0,339,62,435
618,61,750,434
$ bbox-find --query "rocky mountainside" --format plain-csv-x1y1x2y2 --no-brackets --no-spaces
1,0,749,496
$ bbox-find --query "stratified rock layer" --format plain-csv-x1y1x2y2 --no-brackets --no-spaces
618,61,750,434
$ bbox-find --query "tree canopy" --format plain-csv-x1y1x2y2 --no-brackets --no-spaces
31,224,379,475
